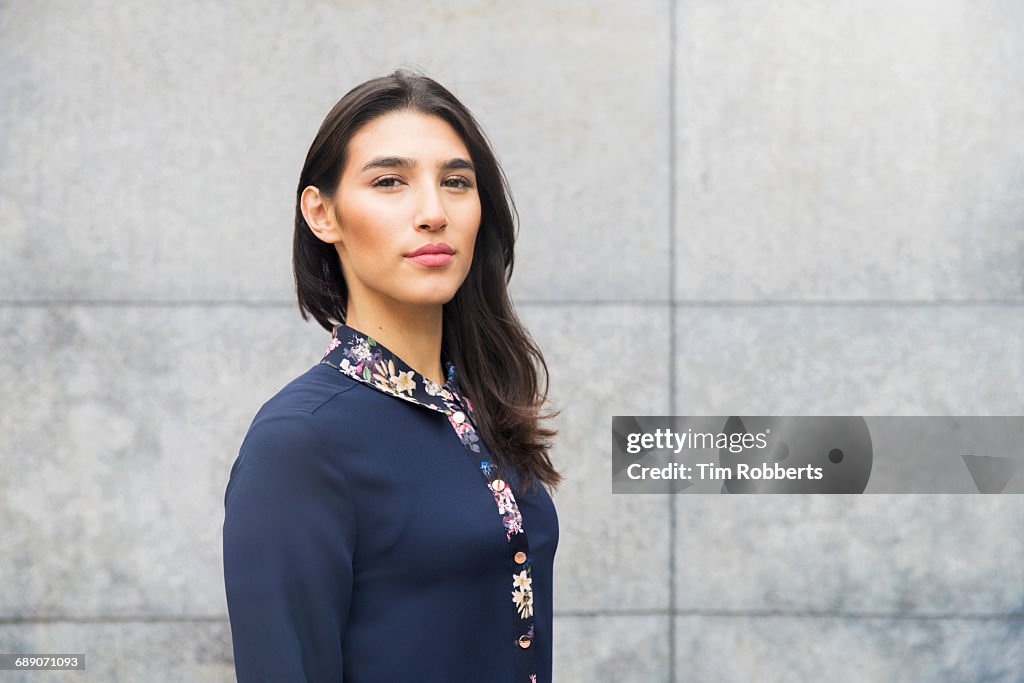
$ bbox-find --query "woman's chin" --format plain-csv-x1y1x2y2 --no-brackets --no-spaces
395,287,461,308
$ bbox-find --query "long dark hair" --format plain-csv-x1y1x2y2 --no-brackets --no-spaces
293,68,561,494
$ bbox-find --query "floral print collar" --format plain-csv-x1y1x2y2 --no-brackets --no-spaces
319,322,467,417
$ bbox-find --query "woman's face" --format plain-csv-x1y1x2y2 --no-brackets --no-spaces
327,110,481,314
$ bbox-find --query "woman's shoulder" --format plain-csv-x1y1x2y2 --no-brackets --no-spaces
242,363,379,444
226,365,367,503
255,362,361,415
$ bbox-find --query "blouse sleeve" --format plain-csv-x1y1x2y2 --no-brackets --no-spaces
222,410,356,682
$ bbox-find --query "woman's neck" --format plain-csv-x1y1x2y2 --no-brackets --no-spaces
344,300,446,387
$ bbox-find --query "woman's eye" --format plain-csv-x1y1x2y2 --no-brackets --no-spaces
443,176,473,189
372,175,403,188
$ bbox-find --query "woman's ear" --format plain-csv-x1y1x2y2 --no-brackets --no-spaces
301,185,342,244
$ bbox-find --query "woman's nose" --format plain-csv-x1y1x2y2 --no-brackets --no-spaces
415,186,448,231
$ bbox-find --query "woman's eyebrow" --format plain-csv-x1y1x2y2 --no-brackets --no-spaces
360,156,475,172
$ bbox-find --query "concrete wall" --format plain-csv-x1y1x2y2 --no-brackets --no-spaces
1,1,1022,681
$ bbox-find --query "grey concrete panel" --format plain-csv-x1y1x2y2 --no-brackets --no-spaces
0,304,329,616
671,304,1024,614
0,620,233,683
674,1,1024,301
520,303,672,611
674,613,1024,683
0,301,675,618
555,614,669,683
673,495,1024,615
673,304,1024,415
0,1,671,303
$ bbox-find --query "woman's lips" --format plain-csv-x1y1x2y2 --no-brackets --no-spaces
406,253,453,267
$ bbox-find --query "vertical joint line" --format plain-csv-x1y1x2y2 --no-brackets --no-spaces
667,1,678,682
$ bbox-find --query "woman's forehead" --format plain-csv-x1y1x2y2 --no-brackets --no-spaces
348,110,470,162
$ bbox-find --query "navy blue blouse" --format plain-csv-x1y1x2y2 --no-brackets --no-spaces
223,323,559,682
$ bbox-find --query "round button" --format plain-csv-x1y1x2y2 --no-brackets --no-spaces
490,479,506,492
518,635,532,649
452,411,466,424
514,551,527,564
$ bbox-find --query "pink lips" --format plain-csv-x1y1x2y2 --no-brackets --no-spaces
405,242,454,267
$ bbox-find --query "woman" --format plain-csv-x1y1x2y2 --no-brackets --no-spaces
222,69,562,683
